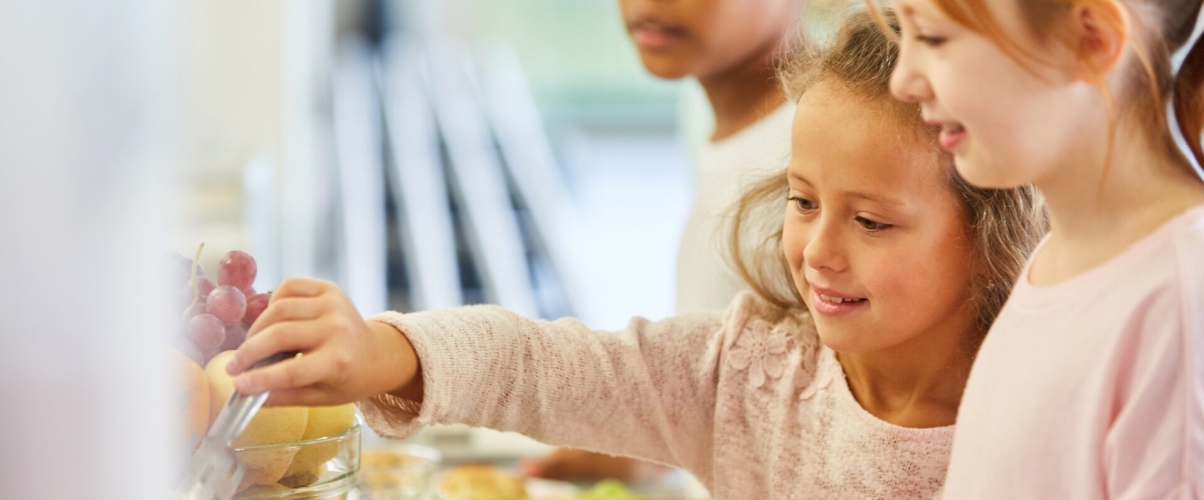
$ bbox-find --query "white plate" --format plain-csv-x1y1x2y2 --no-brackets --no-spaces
525,478,580,499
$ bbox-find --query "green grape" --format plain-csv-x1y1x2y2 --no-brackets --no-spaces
574,480,642,500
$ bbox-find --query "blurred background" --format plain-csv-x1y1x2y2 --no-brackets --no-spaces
176,0,700,330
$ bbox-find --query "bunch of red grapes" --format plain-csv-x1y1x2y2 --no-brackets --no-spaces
172,249,270,365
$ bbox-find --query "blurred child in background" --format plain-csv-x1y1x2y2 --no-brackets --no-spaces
622,0,806,313
526,0,808,486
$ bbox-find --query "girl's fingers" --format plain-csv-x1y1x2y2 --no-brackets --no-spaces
247,296,324,338
227,320,327,375
262,386,352,408
233,354,335,395
261,387,311,407
270,278,332,302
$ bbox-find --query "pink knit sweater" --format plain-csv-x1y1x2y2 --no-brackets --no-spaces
360,292,954,499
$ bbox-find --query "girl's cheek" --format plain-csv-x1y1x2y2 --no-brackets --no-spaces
781,229,808,270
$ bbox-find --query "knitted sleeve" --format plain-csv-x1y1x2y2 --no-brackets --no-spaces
357,296,761,477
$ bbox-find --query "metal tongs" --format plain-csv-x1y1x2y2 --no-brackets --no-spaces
175,351,295,500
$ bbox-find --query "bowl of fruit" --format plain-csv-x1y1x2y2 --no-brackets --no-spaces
171,245,362,498
230,422,362,499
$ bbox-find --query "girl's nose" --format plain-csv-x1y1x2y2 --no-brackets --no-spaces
803,221,847,273
890,50,934,104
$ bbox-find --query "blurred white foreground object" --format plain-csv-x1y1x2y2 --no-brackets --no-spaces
0,1,176,499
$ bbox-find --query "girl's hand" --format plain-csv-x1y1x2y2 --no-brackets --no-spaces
224,278,421,407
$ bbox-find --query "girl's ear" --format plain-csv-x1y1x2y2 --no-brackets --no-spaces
1071,0,1131,81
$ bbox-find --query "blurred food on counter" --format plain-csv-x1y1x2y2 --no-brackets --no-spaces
521,449,671,486
441,464,530,499
359,444,442,499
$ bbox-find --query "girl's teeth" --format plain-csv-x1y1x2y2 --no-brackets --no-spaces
819,293,864,304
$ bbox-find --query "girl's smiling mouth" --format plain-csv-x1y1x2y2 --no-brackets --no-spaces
809,285,870,316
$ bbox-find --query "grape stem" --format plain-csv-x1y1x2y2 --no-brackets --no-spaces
185,242,205,316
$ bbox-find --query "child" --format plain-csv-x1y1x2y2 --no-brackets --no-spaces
227,10,1045,498
619,0,805,313
533,0,811,484
880,0,1204,496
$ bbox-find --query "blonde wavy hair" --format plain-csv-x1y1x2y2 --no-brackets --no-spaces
728,8,1048,335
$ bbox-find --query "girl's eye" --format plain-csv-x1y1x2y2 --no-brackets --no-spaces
915,34,946,47
787,196,817,211
856,216,892,232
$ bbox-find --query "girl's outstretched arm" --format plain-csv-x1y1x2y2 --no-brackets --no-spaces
360,303,727,474
226,277,739,477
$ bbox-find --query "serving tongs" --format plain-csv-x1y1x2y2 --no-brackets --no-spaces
175,351,294,500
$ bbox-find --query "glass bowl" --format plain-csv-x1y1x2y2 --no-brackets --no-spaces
357,444,442,499
233,424,362,499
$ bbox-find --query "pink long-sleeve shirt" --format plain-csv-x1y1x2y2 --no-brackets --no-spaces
942,205,1204,498
360,292,954,499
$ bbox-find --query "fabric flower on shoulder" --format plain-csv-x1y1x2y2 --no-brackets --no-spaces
796,344,840,400
727,320,792,388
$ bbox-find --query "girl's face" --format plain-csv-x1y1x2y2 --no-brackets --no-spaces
618,0,800,79
783,81,976,353
888,0,1098,189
